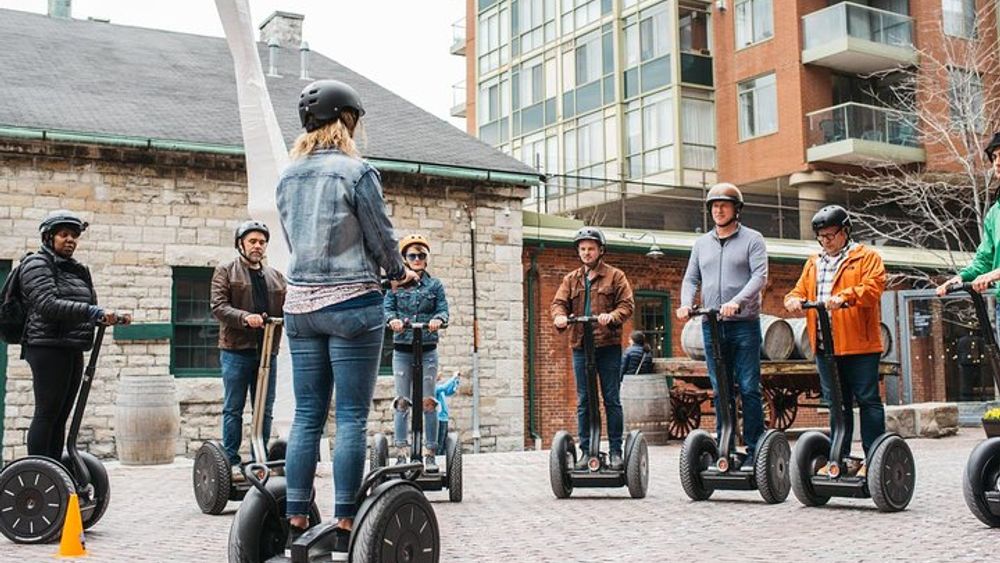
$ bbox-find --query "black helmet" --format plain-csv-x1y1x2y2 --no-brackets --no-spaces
811,205,851,233
298,80,365,132
985,132,1000,162
705,183,744,210
39,209,88,238
573,226,606,247
234,220,269,249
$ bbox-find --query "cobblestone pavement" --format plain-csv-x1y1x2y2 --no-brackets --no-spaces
1,432,996,562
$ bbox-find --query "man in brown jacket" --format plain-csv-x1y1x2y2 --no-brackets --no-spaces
211,220,287,467
552,227,634,470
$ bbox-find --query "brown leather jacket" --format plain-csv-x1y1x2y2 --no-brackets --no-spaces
210,258,286,352
551,261,634,349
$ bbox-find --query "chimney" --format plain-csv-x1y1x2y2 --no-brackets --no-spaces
48,0,71,19
259,11,304,50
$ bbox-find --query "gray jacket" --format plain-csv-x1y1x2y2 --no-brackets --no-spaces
680,224,768,321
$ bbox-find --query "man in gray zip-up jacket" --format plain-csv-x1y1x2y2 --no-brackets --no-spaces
677,183,768,462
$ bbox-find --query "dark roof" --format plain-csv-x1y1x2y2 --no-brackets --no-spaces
0,9,537,177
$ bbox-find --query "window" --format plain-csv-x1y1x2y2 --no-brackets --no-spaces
682,97,716,170
560,0,610,34
513,0,555,55
623,4,672,98
478,74,510,146
942,0,976,38
563,112,615,190
738,73,778,140
521,133,559,203
172,267,220,376
634,291,671,358
949,68,985,133
625,90,675,178
478,5,510,74
735,0,773,48
562,26,616,118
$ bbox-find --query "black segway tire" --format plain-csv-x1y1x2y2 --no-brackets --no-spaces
963,437,1000,527
625,431,649,499
194,441,232,515
0,456,74,544
754,431,791,504
445,433,463,503
62,451,111,529
549,431,574,499
227,476,321,563
790,431,831,507
352,481,440,563
370,433,389,471
679,429,716,501
869,434,915,512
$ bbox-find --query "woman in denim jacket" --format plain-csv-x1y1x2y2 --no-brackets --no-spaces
277,79,418,556
384,235,450,471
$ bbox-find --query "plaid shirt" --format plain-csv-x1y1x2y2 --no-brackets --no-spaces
816,242,855,304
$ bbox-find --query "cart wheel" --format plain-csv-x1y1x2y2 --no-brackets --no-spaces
869,434,915,512
63,451,110,529
668,391,702,440
445,433,463,503
227,476,322,563
790,431,831,507
679,429,716,501
963,437,1000,527
193,441,232,515
625,430,649,499
549,431,574,499
0,457,74,544
764,386,800,431
351,482,439,563
754,431,790,504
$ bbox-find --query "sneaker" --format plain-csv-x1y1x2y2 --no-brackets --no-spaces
424,454,439,473
230,465,245,482
283,522,308,558
739,457,755,472
816,463,830,476
394,446,409,465
855,461,868,478
574,455,590,470
609,452,624,471
844,458,863,477
330,527,350,562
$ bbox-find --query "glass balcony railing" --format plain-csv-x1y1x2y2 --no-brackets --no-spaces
450,18,466,56
803,2,913,50
807,102,919,149
680,53,713,87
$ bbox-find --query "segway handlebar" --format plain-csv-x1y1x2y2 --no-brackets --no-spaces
263,315,283,326
98,313,132,326
396,319,449,330
566,315,600,324
687,308,720,318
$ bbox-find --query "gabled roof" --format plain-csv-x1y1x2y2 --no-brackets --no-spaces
0,9,539,179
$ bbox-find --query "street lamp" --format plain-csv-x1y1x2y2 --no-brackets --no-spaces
621,231,664,259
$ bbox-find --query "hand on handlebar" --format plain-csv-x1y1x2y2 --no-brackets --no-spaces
428,318,443,332
935,275,964,297
101,311,132,326
388,319,404,333
391,269,421,290
784,298,803,313
675,306,691,321
597,313,614,326
825,295,847,311
972,271,1000,293
245,314,265,328
719,301,740,318
554,315,568,329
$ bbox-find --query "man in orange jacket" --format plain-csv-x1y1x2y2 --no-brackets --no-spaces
784,205,886,476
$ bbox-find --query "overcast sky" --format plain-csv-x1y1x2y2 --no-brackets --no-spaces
0,0,468,129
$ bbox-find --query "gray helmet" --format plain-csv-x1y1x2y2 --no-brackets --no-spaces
234,220,269,249
573,226,606,248
705,183,744,210
298,79,365,132
811,205,851,233
39,209,88,238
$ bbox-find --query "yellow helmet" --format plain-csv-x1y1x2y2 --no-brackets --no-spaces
398,234,431,256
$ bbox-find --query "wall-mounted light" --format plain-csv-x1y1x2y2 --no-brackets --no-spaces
621,232,664,259
716,0,726,12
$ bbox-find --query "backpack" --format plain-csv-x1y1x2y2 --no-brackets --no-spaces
0,252,52,344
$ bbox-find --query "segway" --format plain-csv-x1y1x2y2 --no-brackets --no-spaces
944,283,1000,526
678,308,791,503
0,316,129,544
194,317,287,515
370,321,462,502
549,315,649,499
791,301,915,512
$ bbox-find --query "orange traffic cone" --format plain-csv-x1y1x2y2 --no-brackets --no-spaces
55,493,87,558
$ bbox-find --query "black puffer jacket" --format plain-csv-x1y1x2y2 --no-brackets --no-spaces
19,247,98,350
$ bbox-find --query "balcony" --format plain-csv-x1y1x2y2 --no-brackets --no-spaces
450,81,466,118
680,52,713,87
450,18,466,56
802,2,916,74
806,102,924,165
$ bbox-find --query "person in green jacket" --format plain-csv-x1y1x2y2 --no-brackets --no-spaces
936,133,1000,296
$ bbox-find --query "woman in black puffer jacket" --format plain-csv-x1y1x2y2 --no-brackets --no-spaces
19,210,127,460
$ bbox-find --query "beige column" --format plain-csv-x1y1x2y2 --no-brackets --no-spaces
789,170,834,240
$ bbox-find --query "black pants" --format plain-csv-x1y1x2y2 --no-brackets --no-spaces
24,346,84,460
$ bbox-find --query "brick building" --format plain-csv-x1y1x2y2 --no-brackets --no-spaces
0,7,540,462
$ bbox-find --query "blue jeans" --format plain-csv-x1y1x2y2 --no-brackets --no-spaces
392,349,439,452
220,349,277,465
283,303,384,519
815,352,884,458
702,319,764,456
573,345,623,456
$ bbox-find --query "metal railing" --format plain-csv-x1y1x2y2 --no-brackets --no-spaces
802,1,913,50
806,102,919,148
451,18,466,55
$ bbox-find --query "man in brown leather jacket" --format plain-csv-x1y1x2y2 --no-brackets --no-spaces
551,227,634,470
210,220,287,467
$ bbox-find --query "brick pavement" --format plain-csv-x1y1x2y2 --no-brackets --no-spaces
0,432,996,562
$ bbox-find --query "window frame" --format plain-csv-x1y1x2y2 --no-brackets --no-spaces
633,290,672,358
737,72,778,141
734,0,774,50
942,0,976,39
171,266,222,378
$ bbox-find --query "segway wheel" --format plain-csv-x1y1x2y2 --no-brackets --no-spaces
869,434,915,512
679,429,716,501
370,433,389,471
227,476,322,563
352,482,440,563
0,457,75,544
754,431,791,504
549,431,574,499
790,431,831,507
625,430,649,499
445,433,463,503
963,437,1000,527
62,451,111,529
193,441,232,515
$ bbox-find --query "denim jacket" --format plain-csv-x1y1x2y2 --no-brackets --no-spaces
383,272,450,346
276,149,406,286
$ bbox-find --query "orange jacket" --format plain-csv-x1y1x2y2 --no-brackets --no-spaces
784,243,886,356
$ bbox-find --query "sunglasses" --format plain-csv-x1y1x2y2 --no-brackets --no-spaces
406,252,428,261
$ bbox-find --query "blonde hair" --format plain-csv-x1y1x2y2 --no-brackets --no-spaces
290,111,362,160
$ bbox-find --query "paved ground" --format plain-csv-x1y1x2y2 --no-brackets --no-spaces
1,432,997,562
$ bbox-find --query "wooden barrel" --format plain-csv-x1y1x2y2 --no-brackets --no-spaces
114,375,180,465
621,373,672,445
681,318,706,360
760,315,795,360
787,317,814,361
